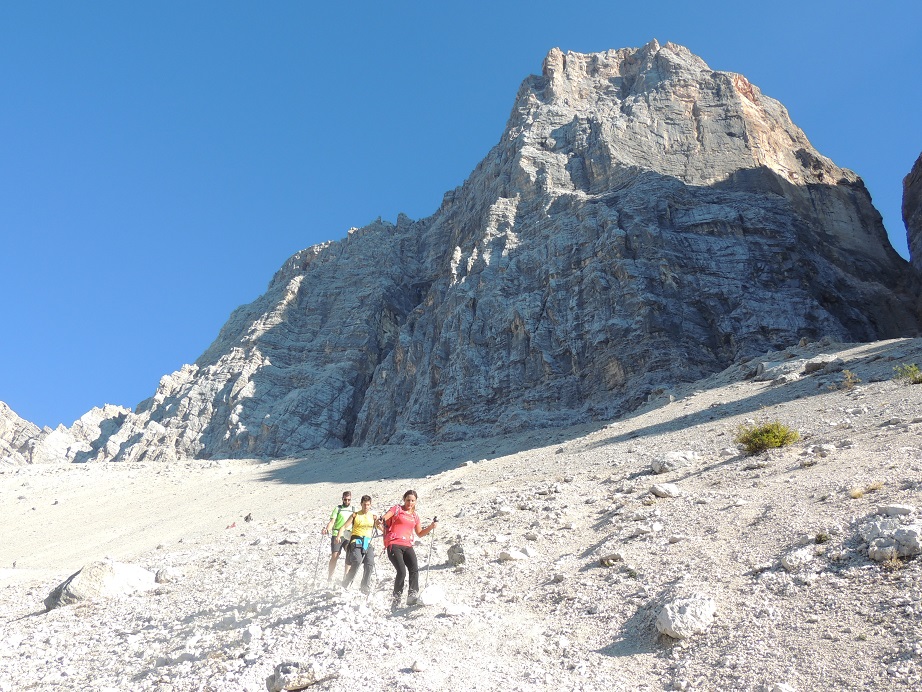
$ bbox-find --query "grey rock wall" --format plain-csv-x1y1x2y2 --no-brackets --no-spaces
4,41,920,461
904,152,922,274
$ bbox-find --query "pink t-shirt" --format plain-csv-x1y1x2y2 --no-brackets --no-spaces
384,505,421,548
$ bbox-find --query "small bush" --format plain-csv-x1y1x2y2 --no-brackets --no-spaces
866,480,884,492
735,421,800,455
849,487,865,499
894,363,922,384
841,369,861,390
815,532,831,544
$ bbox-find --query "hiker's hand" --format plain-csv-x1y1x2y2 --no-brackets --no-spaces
321,527,328,535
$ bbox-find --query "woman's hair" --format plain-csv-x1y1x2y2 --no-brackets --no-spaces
402,489,417,501
360,494,372,503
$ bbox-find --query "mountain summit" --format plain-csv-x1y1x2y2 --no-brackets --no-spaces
4,41,920,463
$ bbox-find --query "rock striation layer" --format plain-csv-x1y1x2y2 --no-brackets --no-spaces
2,40,920,462
904,152,922,274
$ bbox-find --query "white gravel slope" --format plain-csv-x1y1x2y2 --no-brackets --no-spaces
2,338,922,691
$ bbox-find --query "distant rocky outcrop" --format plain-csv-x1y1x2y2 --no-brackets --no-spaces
0,402,40,465
3,41,920,462
905,152,922,274
0,402,129,465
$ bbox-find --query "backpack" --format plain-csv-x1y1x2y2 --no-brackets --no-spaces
383,505,416,549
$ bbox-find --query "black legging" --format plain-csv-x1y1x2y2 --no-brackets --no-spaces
387,544,419,597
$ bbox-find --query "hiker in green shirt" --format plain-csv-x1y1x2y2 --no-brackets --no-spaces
322,490,354,583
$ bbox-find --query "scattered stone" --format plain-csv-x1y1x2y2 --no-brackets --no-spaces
155,567,182,584
650,483,681,498
418,585,446,606
652,451,699,474
781,547,815,572
878,504,916,517
265,661,323,692
411,660,427,673
656,594,717,639
499,549,530,561
442,602,472,617
600,553,624,567
861,518,922,561
243,624,262,644
447,543,466,566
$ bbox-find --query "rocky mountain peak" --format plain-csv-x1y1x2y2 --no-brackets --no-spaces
2,42,919,463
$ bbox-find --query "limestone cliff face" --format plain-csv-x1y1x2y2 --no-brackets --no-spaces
4,41,919,461
0,402,129,465
905,153,922,274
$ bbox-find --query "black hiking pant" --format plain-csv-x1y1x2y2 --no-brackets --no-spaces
386,544,419,600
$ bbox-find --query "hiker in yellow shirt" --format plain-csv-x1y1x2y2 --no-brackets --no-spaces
339,495,383,594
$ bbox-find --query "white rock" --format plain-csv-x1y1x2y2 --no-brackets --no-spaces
498,549,529,561
781,547,814,572
651,451,699,474
155,566,182,584
650,483,682,498
442,602,472,617
243,625,262,644
418,585,446,606
44,559,157,610
656,594,717,639
266,661,319,692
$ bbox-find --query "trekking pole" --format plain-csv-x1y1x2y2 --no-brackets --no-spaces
424,516,437,589
312,531,325,589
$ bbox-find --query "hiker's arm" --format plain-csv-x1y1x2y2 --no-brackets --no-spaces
417,518,438,537
340,514,355,533
323,517,334,534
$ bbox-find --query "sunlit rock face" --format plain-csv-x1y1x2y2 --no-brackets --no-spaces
5,41,919,461
904,152,922,274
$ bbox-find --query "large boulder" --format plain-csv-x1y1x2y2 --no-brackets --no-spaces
44,559,157,610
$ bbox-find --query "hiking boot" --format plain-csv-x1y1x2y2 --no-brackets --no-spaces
390,594,402,611
406,591,419,606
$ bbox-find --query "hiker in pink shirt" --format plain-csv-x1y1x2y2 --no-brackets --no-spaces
382,489,437,608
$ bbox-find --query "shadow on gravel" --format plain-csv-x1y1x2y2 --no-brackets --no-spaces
256,340,912,487
597,607,661,658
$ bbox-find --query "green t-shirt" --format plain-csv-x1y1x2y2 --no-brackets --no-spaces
330,504,354,535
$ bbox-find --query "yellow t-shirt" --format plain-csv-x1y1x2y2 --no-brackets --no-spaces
351,511,375,539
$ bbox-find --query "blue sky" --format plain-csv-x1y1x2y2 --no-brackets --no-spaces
2,1,920,429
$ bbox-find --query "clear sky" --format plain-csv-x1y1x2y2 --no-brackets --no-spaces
2,1,921,429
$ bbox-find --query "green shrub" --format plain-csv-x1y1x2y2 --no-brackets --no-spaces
735,421,800,455
894,363,922,384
